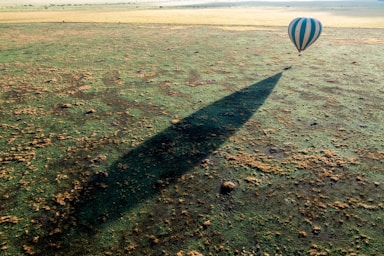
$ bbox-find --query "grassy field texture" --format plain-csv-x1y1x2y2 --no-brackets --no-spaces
1,3,384,256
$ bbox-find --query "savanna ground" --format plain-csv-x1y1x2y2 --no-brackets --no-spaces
1,2,384,255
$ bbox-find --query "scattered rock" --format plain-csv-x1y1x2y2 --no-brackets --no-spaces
298,230,308,238
171,118,181,124
220,181,236,194
86,109,97,114
330,175,339,183
203,220,211,228
312,225,321,235
91,154,107,164
186,250,204,256
61,103,72,108
148,235,159,245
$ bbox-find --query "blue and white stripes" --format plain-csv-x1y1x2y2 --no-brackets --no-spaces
288,17,322,54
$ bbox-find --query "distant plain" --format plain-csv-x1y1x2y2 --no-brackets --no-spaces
1,1,384,28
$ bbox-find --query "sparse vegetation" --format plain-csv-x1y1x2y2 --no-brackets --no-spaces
0,2,383,255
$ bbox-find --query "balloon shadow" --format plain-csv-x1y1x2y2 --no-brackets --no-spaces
75,72,282,228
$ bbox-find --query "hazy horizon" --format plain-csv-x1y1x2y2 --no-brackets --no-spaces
0,0,379,4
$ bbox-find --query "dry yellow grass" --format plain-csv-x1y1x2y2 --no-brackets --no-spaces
1,6,384,28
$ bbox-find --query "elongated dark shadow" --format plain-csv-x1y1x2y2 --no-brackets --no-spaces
76,72,282,227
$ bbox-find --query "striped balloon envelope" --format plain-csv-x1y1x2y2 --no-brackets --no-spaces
288,17,322,55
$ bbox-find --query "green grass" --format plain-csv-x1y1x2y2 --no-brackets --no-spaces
0,23,383,255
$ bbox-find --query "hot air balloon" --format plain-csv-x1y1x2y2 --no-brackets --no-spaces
288,17,322,55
